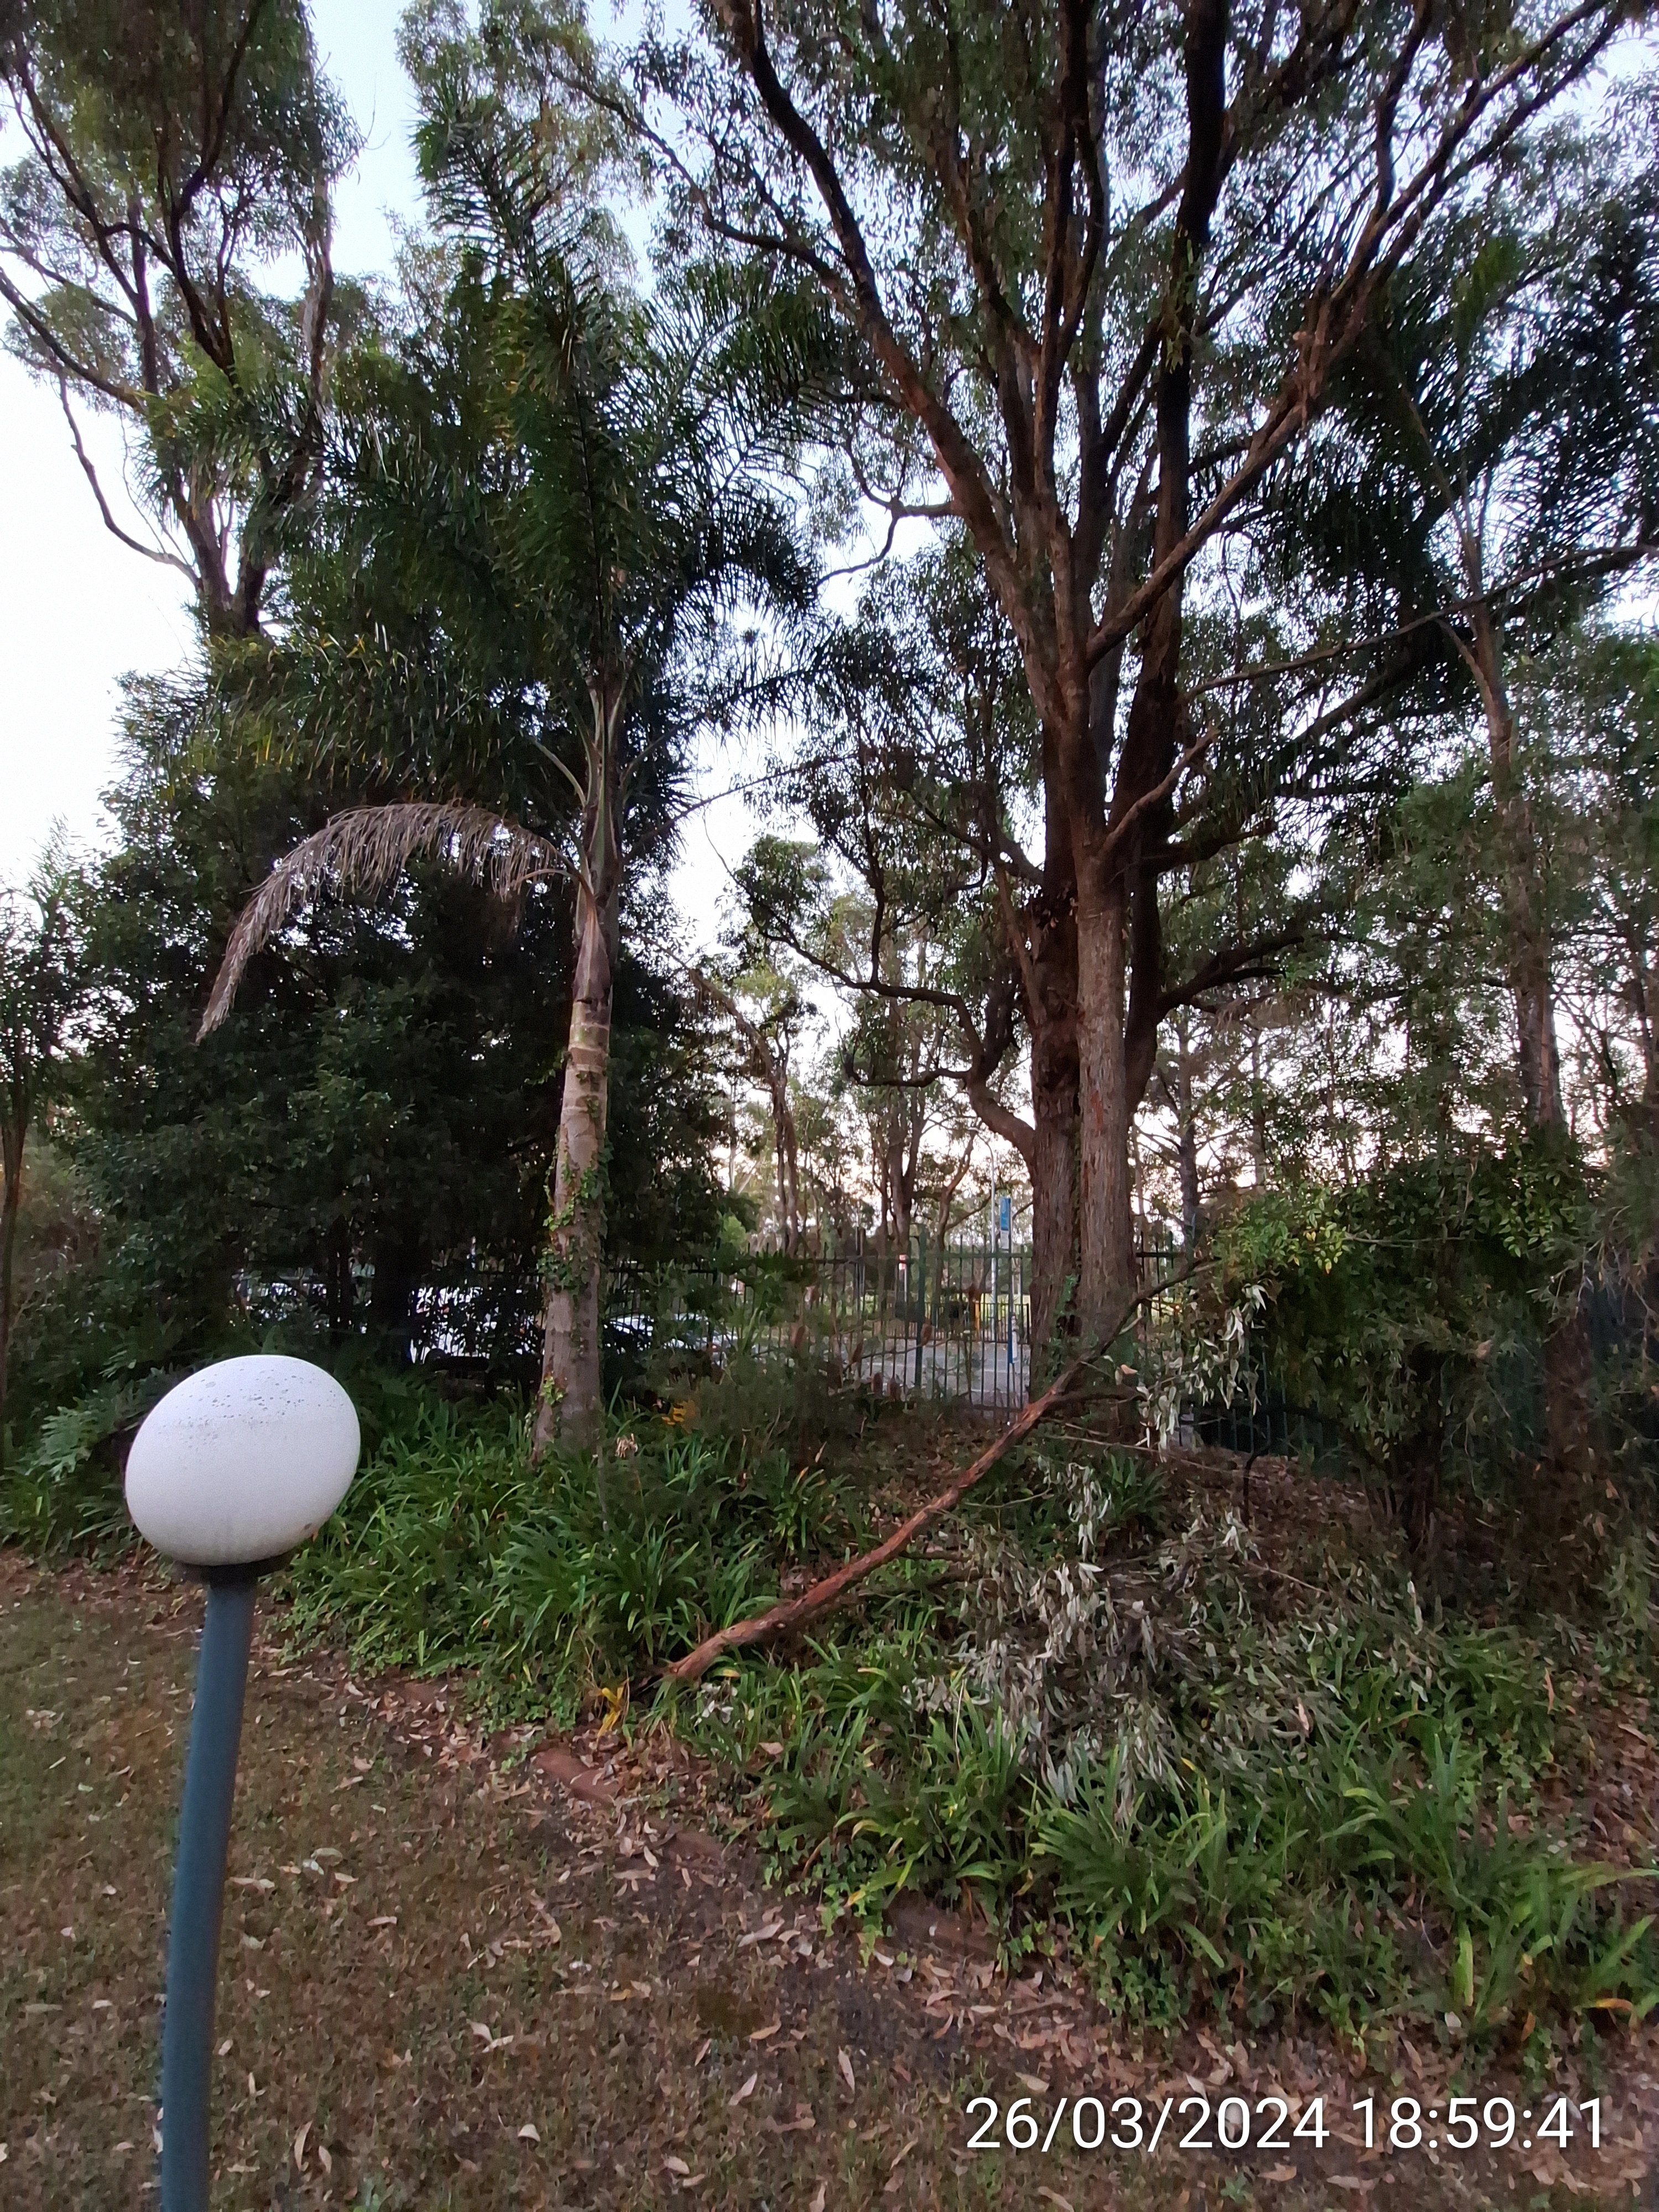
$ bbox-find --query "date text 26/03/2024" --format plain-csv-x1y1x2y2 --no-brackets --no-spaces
963,2090,1600,2157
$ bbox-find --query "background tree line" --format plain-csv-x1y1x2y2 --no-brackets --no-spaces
2,0,1657,1528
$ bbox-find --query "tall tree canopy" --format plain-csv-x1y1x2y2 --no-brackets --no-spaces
620,0,1637,1357
0,0,357,633
200,3,822,1446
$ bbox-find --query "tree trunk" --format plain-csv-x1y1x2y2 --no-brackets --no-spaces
1464,600,1592,1471
369,1226,420,1354
1074,867,1136,1337
534,680,624,1459
889,1140,912,1258
324,1217,354,1342
1029,764,1082,1371
1468,604,1565,1132
534,878,614,1455
0,1126,19,1477
768,1067,801,1255
976,763,1081,1376
778,1083,801,1254
1030,1047,1077,1370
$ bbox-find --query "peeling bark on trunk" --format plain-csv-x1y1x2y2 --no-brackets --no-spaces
977,733,1081,1374
535,879,614,1455
1030,1043,1078,1370
1075,868,1136,1332
1073,496,1185,1330
1030,739,1082,1371
534,683,624,1459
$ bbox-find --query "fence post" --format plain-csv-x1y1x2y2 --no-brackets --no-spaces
914,1230,927,1392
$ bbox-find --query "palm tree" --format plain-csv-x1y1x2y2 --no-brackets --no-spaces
201,48,817,1449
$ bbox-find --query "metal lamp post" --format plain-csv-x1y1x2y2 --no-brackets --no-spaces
125,1355,360,2212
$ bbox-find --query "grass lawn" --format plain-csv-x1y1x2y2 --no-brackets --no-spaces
3,1545,1656,2210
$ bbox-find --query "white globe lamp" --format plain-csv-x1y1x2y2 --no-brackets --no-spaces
126,1355,360,2212
126,1353,359,1568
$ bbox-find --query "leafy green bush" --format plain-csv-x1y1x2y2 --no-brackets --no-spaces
0,1373,170,1553
1218,1144,1590,1534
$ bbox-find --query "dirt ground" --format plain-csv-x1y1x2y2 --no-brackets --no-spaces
3,1547,1658,2211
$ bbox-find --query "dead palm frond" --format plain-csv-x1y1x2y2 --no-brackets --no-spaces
199,801,565,1038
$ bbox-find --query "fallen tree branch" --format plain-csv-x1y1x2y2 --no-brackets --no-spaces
664,1261,1206,1684
665,1354,1093,1684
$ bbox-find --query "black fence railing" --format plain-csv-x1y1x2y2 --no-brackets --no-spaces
1189,1368,1345,1464
606,1240,1035,1415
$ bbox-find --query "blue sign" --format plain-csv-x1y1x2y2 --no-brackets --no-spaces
997,1194,1012,1236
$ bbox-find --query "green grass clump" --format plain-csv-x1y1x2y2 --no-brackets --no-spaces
716,1625,1658,2042
283,1399,861,1721
703,1628,1032,1919
1032,1729,1657,2038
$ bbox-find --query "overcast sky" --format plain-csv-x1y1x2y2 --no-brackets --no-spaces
0,1,751,948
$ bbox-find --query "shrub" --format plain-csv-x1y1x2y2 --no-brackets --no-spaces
284,1399,859,1720
1217,1144,1590,1537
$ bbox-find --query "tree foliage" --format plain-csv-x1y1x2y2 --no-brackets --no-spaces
0,0,359,631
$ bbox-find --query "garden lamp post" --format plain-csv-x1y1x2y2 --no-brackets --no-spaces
124,1355,360,2212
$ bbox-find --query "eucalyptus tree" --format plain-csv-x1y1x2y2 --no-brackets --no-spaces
0,0,357,635
0,844,82,1472
200,22,816,1449
775,539,1335,1354
691,924,816,1255
1269,137,1659,1144
623,0,1631,1345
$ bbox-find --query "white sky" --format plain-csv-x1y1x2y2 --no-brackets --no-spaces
0,0,754,949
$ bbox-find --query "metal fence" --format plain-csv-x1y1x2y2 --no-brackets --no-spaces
606,1239,1034,1415
605,1236,1350,1452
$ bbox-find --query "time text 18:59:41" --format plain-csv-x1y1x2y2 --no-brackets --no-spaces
1354,2096,1596,2152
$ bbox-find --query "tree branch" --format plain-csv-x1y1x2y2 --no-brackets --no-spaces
54,379,196,581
